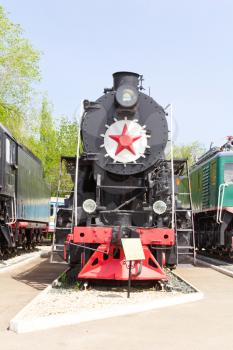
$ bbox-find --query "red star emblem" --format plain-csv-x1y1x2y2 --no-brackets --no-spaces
109,123,141,155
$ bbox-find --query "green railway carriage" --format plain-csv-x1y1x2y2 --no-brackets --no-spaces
190,142,233,256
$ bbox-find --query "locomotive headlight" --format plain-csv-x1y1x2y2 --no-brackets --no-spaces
153,200,167,215
82,199,97,214
115,85,138,108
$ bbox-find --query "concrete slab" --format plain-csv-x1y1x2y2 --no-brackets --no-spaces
1,266,233,350
9,286,203,333
8,267,203,334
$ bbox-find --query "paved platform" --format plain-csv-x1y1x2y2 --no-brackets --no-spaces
1,265,233,349
0,256,67,331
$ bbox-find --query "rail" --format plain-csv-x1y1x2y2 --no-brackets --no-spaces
74,100,85,227
164,103,175,229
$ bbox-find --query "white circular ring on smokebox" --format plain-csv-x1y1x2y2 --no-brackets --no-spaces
104,120,147,164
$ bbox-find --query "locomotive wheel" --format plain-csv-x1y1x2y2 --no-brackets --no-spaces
16,247,22,256
22,234,29,251
218,249,223,257
3,248,10,260
11,247,17,257
36,230,43,244
31,231,37,250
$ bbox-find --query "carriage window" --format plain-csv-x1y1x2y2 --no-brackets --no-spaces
11,143,16,163
6,138,11,164
50,204,54,216
224,163,233,183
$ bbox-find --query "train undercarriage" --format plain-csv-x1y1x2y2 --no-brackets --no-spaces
195,209,233,257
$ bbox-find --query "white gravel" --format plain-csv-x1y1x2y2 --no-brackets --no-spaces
10,273,203,333
17,286,182,320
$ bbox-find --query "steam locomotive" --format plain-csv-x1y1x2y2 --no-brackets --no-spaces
54,72,193,281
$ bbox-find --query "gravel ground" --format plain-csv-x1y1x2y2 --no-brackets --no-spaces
17,287,181,320
14,269,196,320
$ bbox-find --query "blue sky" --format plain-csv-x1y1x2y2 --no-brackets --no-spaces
1,0,233,146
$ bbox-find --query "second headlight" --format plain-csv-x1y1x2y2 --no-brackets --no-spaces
82,199,97,214
153,200,167,215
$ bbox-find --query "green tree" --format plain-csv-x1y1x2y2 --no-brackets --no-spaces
29,99,78,195
172,141,206,165
0,5,40,140
28,98,57,191
56,117,78,157
0,5,79,197
54,117,78,195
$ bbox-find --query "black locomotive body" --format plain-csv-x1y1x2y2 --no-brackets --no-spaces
0,124,50,258
59,72,192,281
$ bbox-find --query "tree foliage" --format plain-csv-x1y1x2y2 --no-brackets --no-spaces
0,6,78,196
0,5,40,143
172,141,206,165
28,98,78,195
0,6,40,107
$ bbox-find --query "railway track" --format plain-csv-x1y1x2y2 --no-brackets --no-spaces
0,246,51,273
0,237,52,261
196,253,233,278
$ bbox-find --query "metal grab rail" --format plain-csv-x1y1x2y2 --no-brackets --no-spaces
217,184,226,223
164,103,175,229
74,101,85,227
6,194,17,225
216,182,233,223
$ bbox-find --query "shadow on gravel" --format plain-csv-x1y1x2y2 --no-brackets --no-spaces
12,259,67,290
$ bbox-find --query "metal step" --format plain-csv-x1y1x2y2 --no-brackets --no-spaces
57,189,74,193
177,252,195,255
178,246,195,249
99,185,146,189
54,227,72,231
56,208,73,211
176,229,194,232
175,209,192,212
177,193,190,195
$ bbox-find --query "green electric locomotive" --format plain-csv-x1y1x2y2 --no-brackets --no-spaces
190,137,233,256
